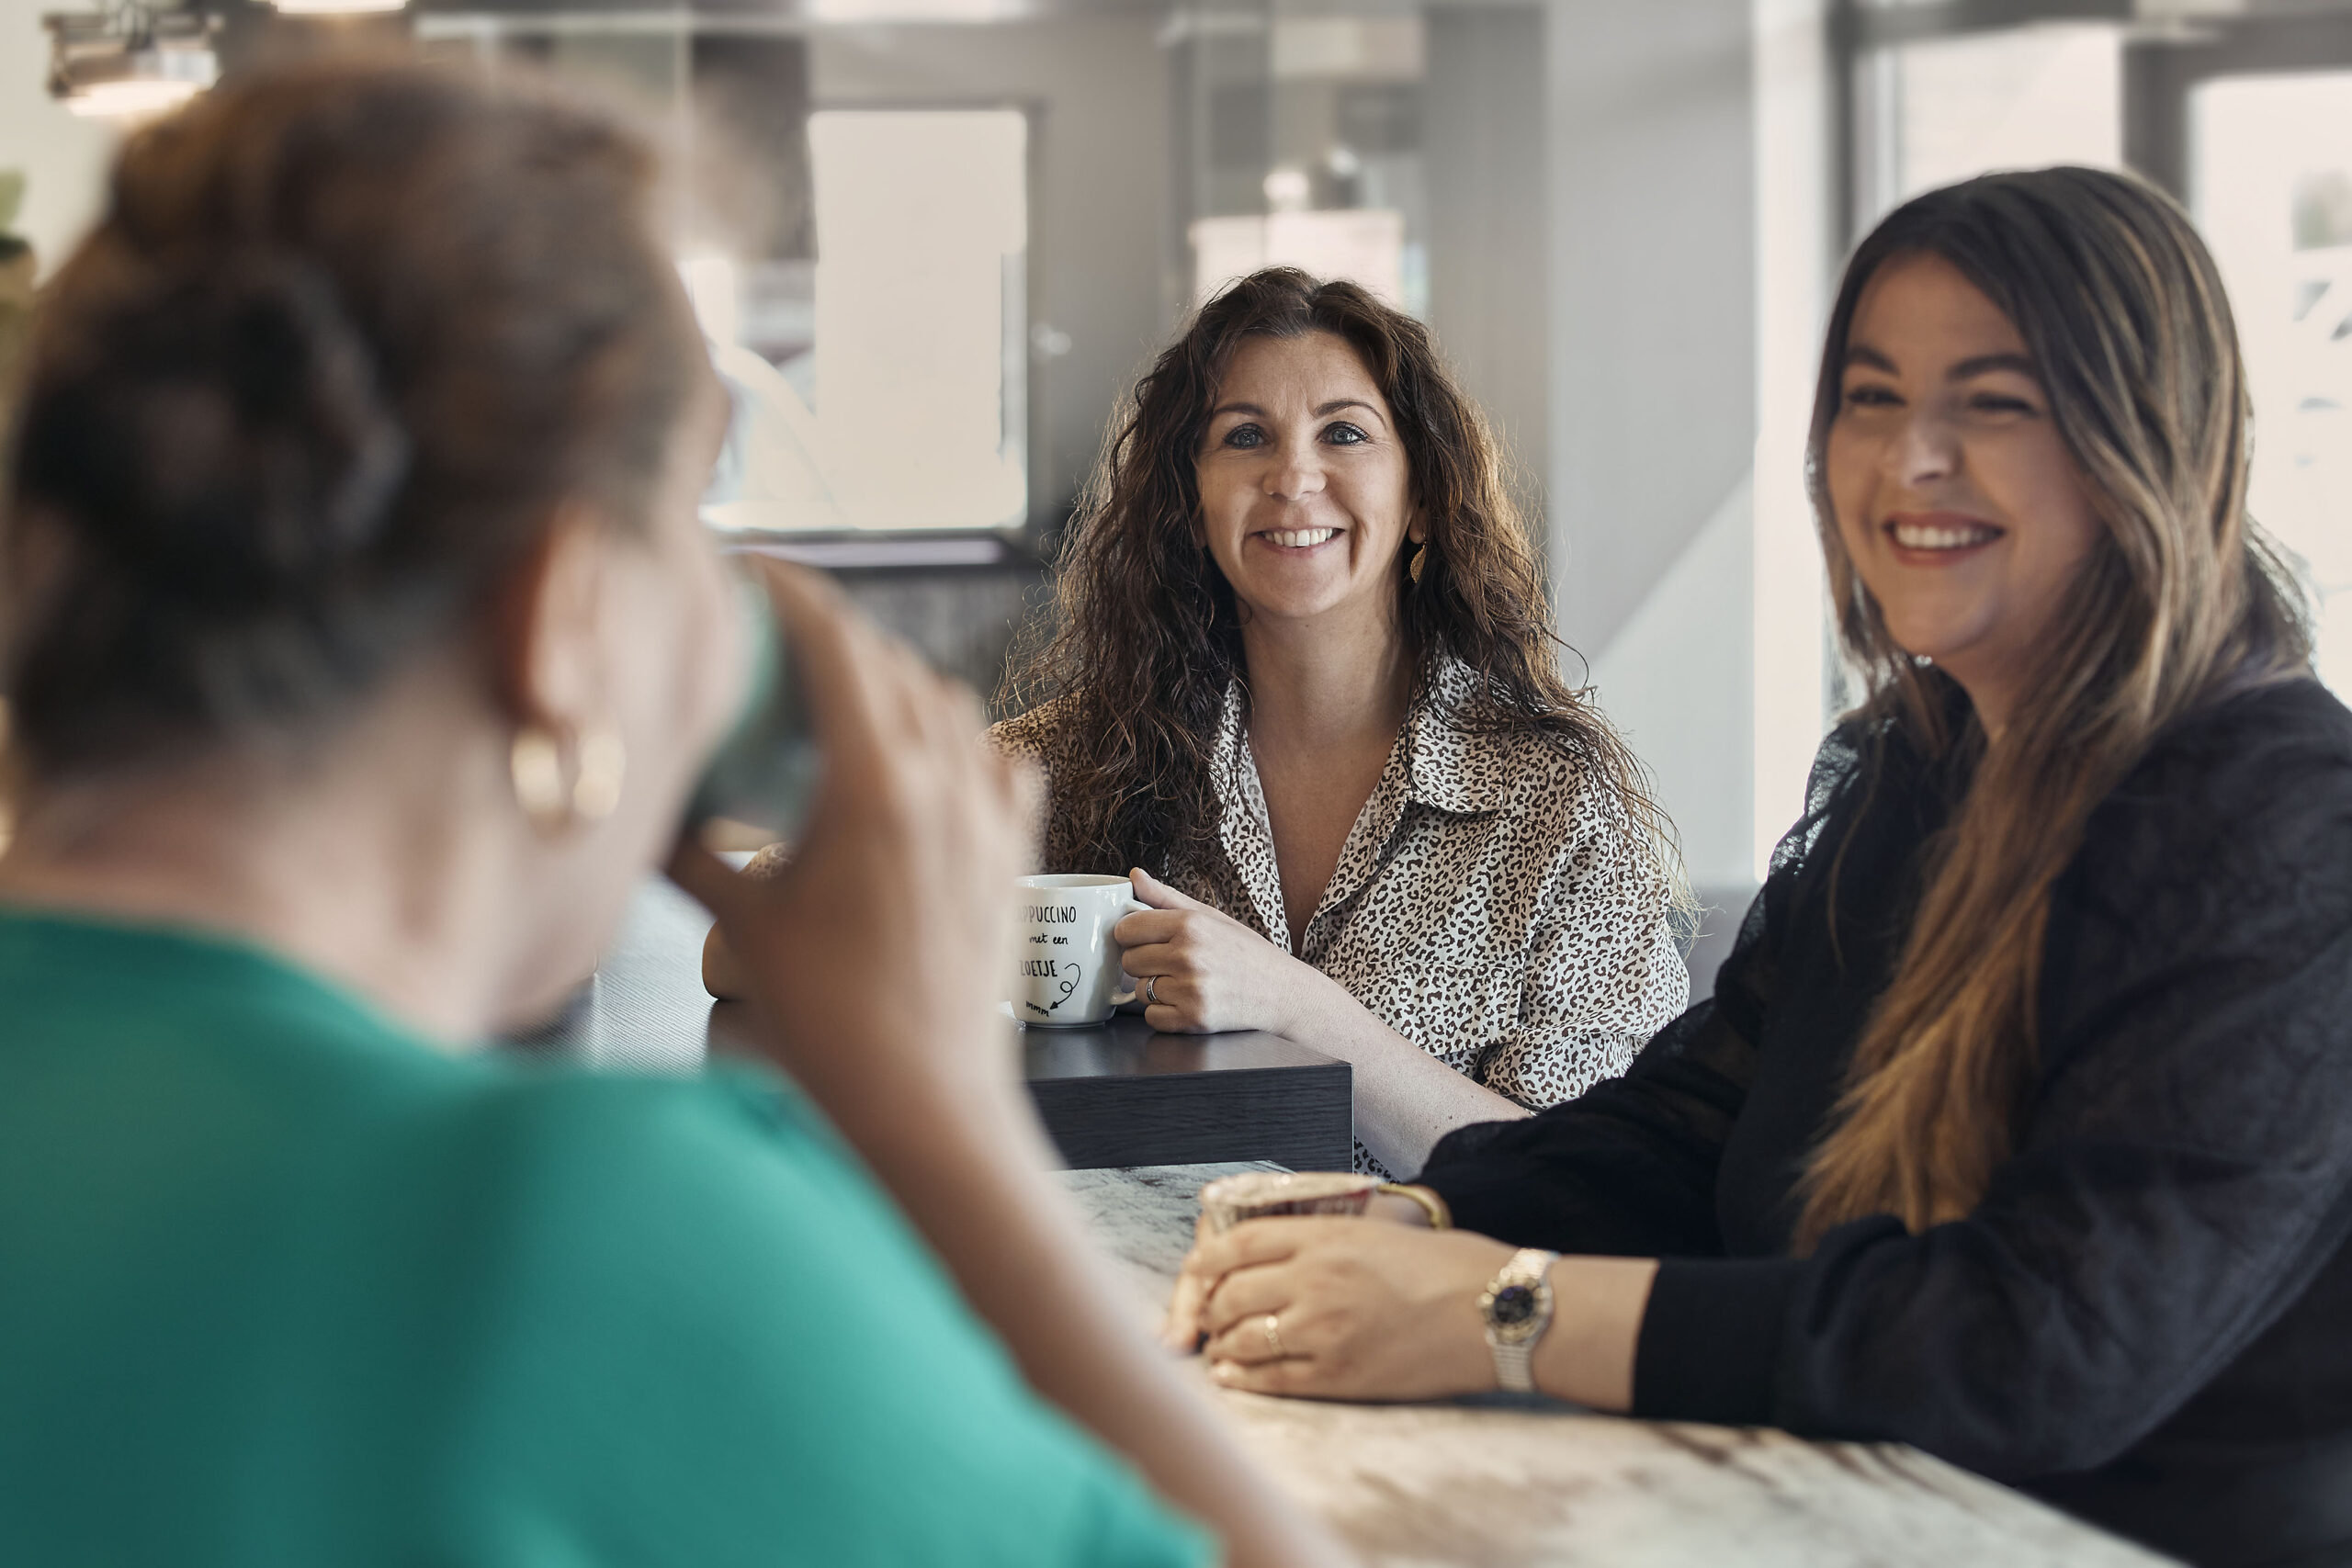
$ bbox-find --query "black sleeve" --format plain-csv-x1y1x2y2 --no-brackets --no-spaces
1633,692,2352,1482
1412,944,1761,1257
1412,728,1880,1256
1412,814,1809,1257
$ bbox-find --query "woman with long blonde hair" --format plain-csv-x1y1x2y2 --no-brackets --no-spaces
1164,168,2352,1568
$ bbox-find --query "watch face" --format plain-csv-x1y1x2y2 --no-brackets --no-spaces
1491,1284,1538,1326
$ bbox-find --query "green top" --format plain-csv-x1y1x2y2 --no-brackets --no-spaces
0,907,1212,1568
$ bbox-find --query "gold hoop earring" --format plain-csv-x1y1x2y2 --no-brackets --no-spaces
1408,541,1429,585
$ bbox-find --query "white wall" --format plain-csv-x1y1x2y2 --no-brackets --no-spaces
1425,4,1548,529
1546,0,1758,893
1751,0,1833,876
0,0,117,276
1587,477,1754,889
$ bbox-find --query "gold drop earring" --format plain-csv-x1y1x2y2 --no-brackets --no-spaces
511,726,570,830
571,723,627,821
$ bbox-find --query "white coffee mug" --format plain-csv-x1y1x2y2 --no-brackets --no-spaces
1012,874,1152,1028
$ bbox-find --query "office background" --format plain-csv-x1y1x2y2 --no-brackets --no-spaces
8,0,2351,987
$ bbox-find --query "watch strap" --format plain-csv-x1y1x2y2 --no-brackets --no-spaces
1490,1335,1538,1393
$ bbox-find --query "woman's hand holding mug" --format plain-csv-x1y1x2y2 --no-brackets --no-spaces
1116,869,1330,1036
1165,1215,1512,1400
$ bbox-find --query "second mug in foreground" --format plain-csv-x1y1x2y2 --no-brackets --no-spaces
1012,874,1151,1028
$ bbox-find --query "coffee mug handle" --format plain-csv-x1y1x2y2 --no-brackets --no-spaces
1108,897,1153,1008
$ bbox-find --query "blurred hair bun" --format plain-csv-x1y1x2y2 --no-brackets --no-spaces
3,60,696,779
17,247,410,612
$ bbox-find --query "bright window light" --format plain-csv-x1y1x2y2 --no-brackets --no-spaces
808,0,1013,20
1190,210,1407,310
270,0,406,14
1752,0,1835,881
2193,72,2352,698
808,108,1027,532
62,76,202,120
1856,23,2122,228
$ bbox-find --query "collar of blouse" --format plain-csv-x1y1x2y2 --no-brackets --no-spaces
1215,659,1512,818
1212,660,1513,953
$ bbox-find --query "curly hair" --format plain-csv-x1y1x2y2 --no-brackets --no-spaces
1001,266,1682,900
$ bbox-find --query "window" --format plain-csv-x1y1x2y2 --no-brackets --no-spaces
2192,71,2352,696
1852,22,2123,232
1178,8,1428,315
706,108,1031,535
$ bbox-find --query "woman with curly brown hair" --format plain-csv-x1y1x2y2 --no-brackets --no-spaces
993,269,1689,1178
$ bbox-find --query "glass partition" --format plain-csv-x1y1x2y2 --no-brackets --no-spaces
1172,1,1429,316
707,108,1029,535
421,17,1032,541
1851,20,2123,237
2193,70,2352,696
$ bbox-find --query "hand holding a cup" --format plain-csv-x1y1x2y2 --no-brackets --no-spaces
1166,1169,1655,1411
1175,1213,1518,1403
1116,868,1336,1035
1162,1173,1431,1348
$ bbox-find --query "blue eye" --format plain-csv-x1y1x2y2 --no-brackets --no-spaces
1223,423,1266,448
1324,423,1368,445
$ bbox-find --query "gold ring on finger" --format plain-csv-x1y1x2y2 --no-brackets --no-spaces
1261,1313,1285,1358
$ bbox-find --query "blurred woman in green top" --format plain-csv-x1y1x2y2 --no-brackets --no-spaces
0,59,1344,1568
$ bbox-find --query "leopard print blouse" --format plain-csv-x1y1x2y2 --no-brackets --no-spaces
990,662,1689,1176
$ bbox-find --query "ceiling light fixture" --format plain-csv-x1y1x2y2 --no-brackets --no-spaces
269,0,408,17
808,0,1020,23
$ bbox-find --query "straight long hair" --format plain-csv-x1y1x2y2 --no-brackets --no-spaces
1792,169,2311,1249
1002,267,1681,898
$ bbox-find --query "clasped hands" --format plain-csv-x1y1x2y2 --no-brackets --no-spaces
1159,1201,1524,1402
1162,1191,1657,1409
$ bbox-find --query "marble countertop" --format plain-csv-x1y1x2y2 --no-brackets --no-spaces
1061,1162,2177,1568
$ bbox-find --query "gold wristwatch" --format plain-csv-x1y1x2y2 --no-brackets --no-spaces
1477,1247,1560,1393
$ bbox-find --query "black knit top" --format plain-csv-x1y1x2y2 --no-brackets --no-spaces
1415,676,2352,1568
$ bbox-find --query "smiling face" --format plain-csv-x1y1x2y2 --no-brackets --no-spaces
1825,251,2108,735
1194,330,1419,635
